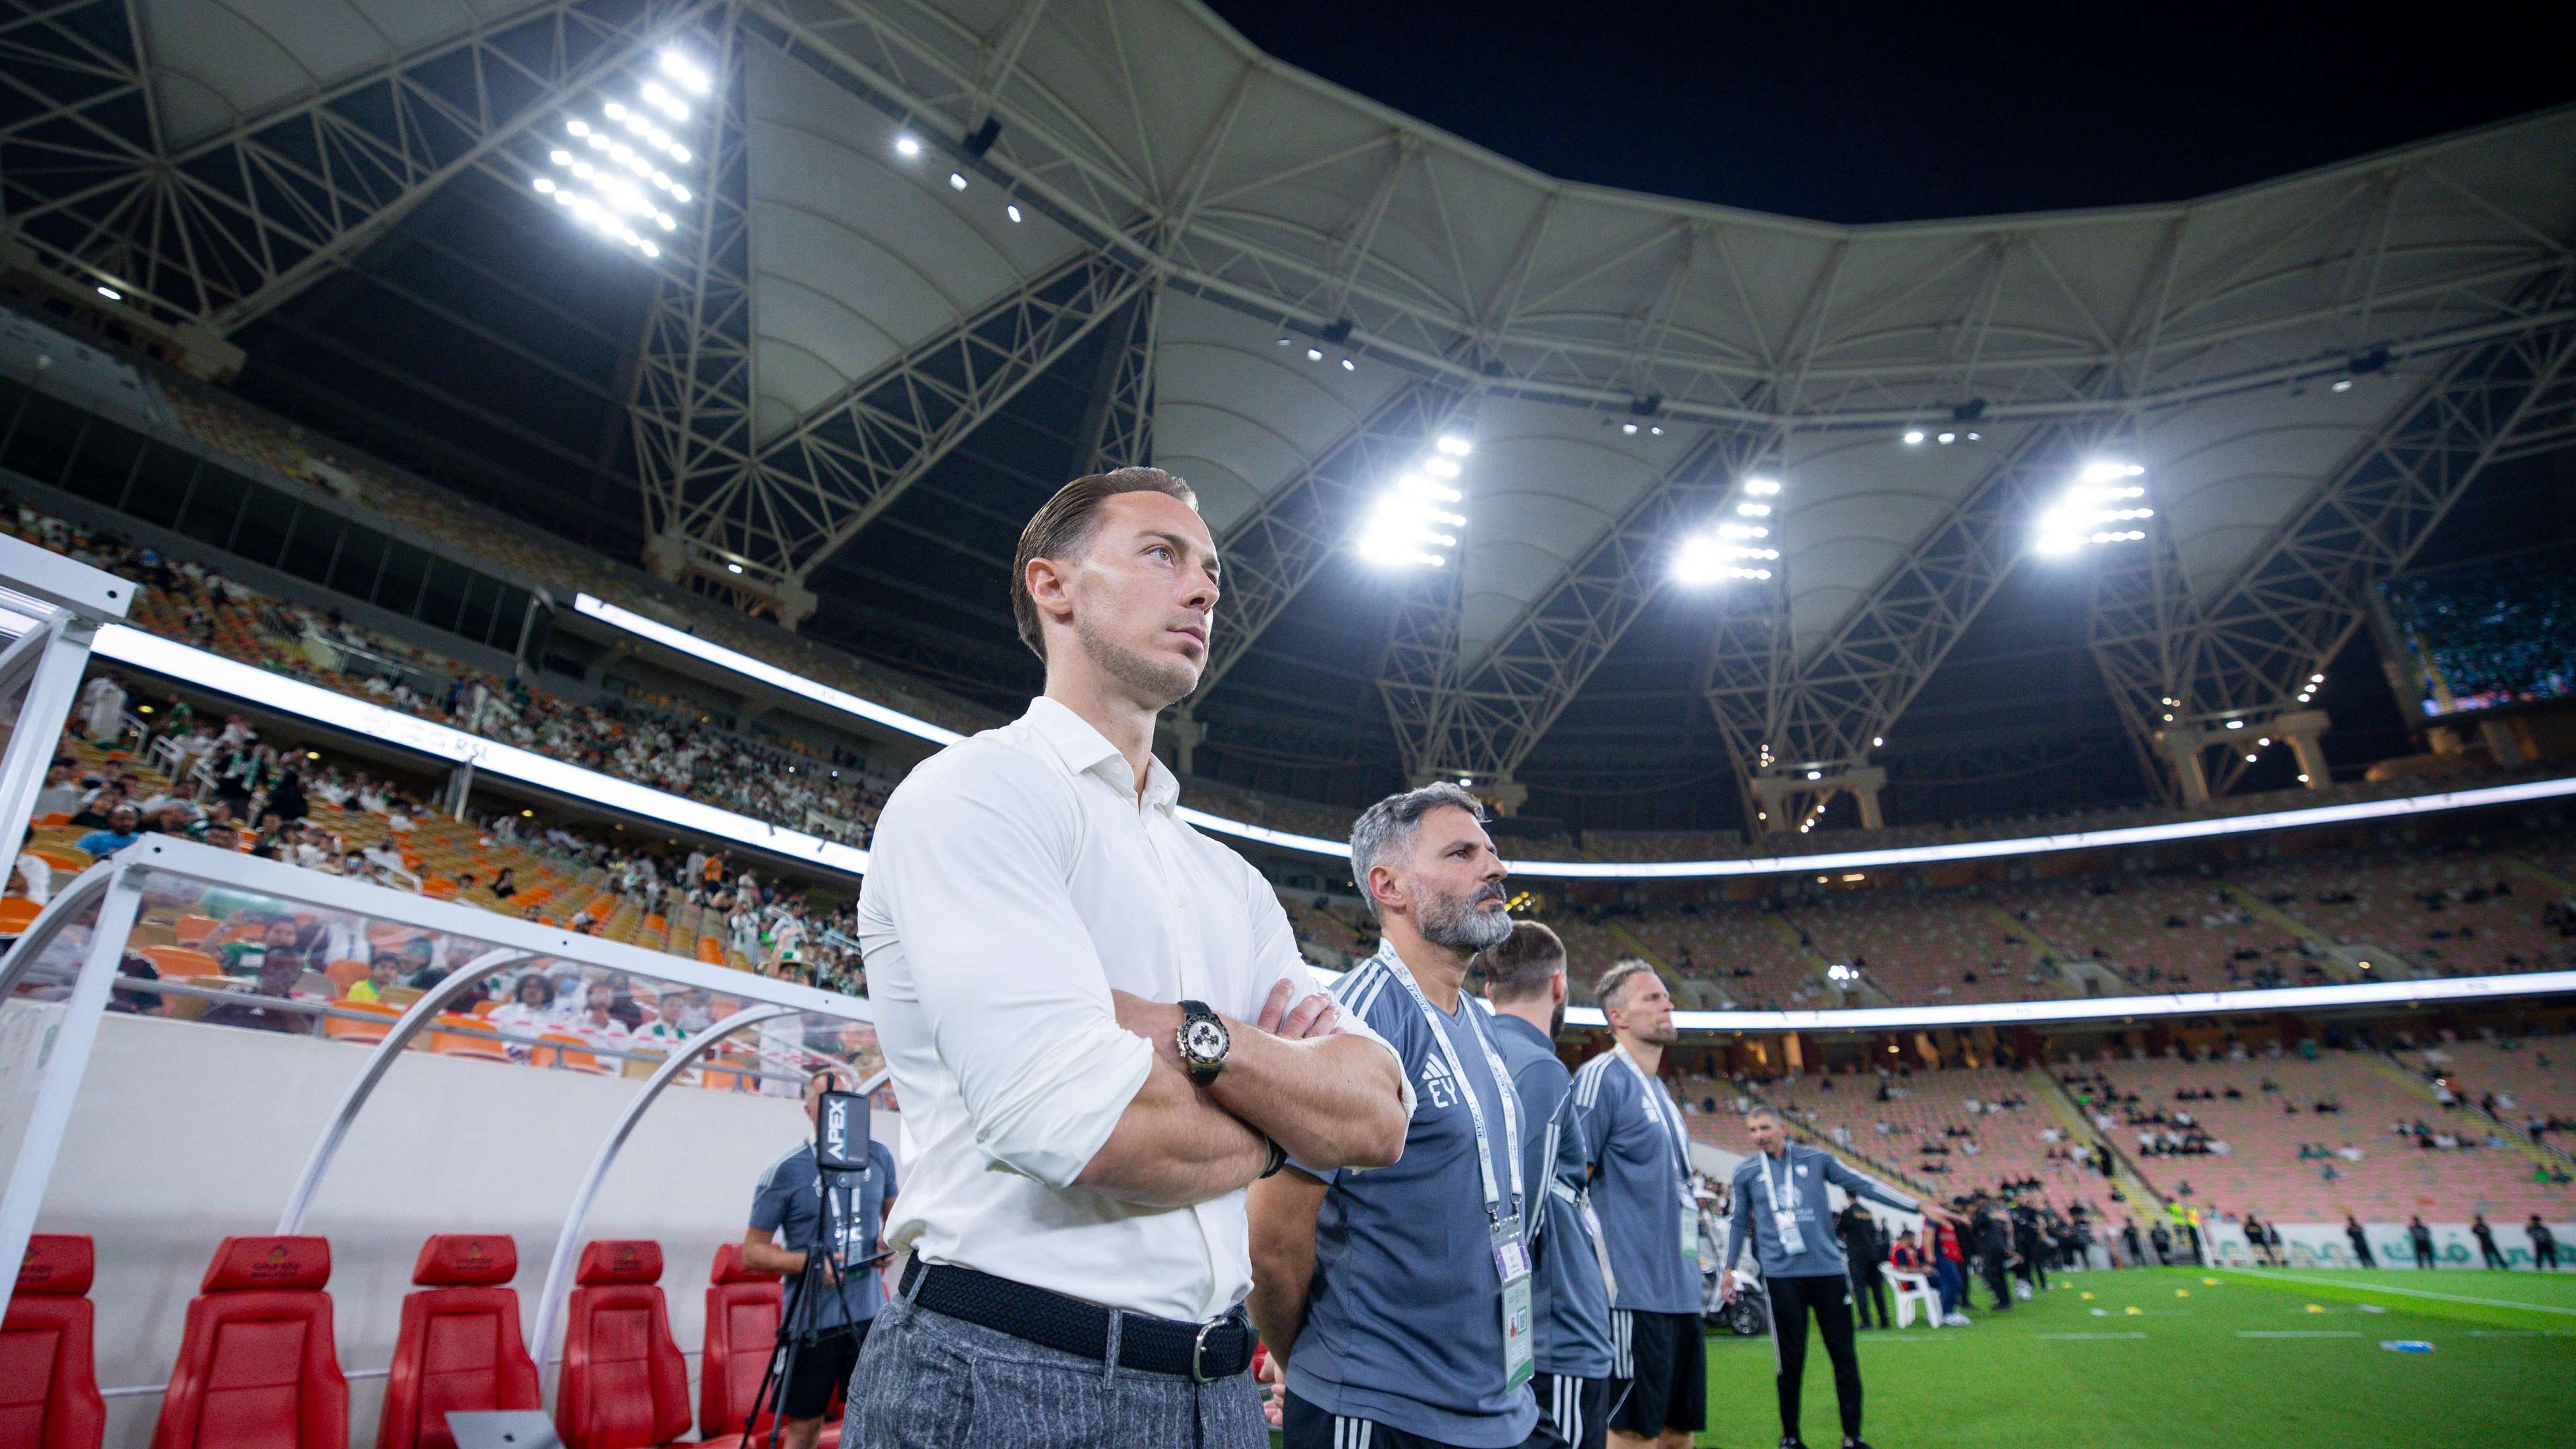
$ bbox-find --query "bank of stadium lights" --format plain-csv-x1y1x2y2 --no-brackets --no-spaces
2033,460,2152,555
535,48,709,260
2298,672,2324,704
1675,476,1785,584
1359,433,1474,568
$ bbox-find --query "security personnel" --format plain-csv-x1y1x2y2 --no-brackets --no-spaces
1835,1203,1888,1330
1479,922,1616,1449
1250,786,1539,1448
1572,961,1701,1449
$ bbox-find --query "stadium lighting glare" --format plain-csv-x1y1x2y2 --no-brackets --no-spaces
1341,358,1356,372
2258,737,2272,747
1436,434,1473,456
1622,422,1640,435
1807,770,1823,780
1457,776,1473,786
1305,347,1324,362
94,284,121,301
1872,736,1884,747
2311,674,2326,684
1650,425,1664,435
1359,452,1472,569
1674,534,1773,585
2246,753,2259,763
536,64,707,264
1936,431,1957,444
1736,502,1771,517
2330,377,2353,392
726,562,743,574
2035,460,2152,555
949,172,967,191
2226,719,2245,729
1903,429,1926,445
1422,456,1461,480
896,134,921,158
1746,476,1782,495
658,49,711,95
1006,203,1022,223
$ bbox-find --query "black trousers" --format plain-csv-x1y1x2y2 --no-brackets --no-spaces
1766,1273,1862,1444
2350,1237,2375,1268
2014,1238,2046,1290
2479,1239,2508,1269
2414,1241,2436,1269
1980,1254,2012,1309
1847,1265,1890,1329
2537,1242,2559,1271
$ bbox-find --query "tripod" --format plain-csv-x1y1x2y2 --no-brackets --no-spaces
744,1095,883,1449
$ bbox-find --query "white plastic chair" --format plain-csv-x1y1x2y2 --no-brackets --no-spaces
1888,1270,1943,1328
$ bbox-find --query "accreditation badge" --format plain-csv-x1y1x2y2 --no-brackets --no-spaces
1495,1214,1535,1390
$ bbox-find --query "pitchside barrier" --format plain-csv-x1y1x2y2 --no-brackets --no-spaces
0,837,885,1448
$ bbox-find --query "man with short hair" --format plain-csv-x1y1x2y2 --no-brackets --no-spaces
32,758,81,820
1478,920,1615,1449
849,468,1411,1449
1248,785,1537,1449
1572,961,1701,1449
741,1069,899,1449
1722,1106,1960,1449
74,804,141,856
2528,1214,2557,1271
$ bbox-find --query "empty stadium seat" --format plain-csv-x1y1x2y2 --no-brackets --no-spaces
554,1241,688,1449
150,1236,347,1449
375,1235,539,1449
2,1234,105,1449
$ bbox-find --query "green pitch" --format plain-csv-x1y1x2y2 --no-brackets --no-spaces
1697,1268,2576,1448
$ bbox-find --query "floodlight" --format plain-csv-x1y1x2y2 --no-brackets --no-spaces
95,284,121,301
1623,422,1639,435
1650,425,1664,435
567,119,590,136
1872,736,1884,747
1807,770,1822,781
1006,203,1022,223
727,561,743,574
2226,720,2244,730
1306,347,1324,362
1342,358,1356,372
2330,378,2353,392
1903,429,1926,445
949,172,967,191
668,143,690,162
551,149,572,164
1737,502,1770,517
1936,431,1957,444
1424,456,1461,480
1746,476,1781,495
1436,434,1473,456
896,135,921,158
2310,674,2325,684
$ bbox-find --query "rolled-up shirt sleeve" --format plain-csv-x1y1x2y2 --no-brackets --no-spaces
871,753,1152,1189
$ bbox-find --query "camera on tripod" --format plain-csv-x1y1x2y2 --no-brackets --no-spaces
743,1085,883,1446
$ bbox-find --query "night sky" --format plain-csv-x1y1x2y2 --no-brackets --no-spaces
1206,1,2575,223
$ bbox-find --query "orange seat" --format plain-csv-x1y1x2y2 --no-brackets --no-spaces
31,812,70,828
323,959,371,991
171,915,221,946
3,1233,105,1449
695,940,722,965
141,947,222,979
150,1236,347,1449
0,898,42,934
531,1032,606,1074
27,849,87,873
556,1242,690,1449
375,1236,538,1449
323,1001,402,1044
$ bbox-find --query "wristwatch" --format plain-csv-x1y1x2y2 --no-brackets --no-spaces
1175,999,1230,1085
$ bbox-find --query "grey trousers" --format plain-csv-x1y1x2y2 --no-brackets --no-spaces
842,1283,1267,1448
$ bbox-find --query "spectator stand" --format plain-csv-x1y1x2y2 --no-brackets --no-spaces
0,531,129,853
0,836,875,1333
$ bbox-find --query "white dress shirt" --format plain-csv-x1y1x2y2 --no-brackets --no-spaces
857,696,1404,1322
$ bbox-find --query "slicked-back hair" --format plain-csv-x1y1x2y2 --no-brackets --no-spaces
1348,782,1485,921
1597,957,1660,1012
1011,466,1200,659
1477,920,1566,1003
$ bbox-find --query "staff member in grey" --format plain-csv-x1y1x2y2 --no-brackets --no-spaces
1248,785,1540,1449
1480,921,1616,1449
1720,1106,1961,1449
850,468,1412,1449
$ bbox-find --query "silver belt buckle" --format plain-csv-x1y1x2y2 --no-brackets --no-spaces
1190,1318,1223,1382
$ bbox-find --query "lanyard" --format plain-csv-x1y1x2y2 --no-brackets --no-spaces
1381,951,1524,1224
1760,1146,1796,1215
1613,1044,1690,1186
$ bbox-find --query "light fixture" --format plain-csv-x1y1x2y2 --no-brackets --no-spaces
2226,720,2245,730
2298,773,2312,784
1436,434,1473,456
1745,477,1781,495
658,49,711,95
1424,456,1461,480
1650,425,1664,435
1903,429,1926,445
896,134,920,158
1807,770,1823,781
1674,535,1772,585
1737,502,1770,517
2245,754,2259,763
1006,203,1022,223
2033,460,2151,555
1623,422,1640,435
727,562,743,574
2258,737,2272,747
1872,736,1884,747
2310,674,2325,684
2330,378,2353,392
535,58,707,264
1458,776,1473,786
1359,458,1470,570
533,177,556,195
1341,358,1356,372
1306,347,1324,362
1936,431,1957,444
949,172,967,191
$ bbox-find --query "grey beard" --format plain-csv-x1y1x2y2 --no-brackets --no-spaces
1549,1001,1566,1038
1419,885,1512,952
1075,613,1197,710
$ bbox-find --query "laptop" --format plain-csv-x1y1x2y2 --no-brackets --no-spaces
445,1411,564,1449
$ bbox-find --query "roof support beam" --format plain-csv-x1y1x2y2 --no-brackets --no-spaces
1380,423,1776,786
1,0,716,336
1077,275,1159,474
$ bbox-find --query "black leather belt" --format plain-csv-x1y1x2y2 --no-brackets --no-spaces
899,1258,1255,1381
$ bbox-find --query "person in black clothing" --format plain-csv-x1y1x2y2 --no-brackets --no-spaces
2472,1214,2507,1270
2409,1216,2436,1270
1839,1202,1890,1329
2122,1220,2145,1267
267,768,308,823
2345,1214,2374,1268
1972,1204,2015,1308
2009,1202,2047,1293
2148,1222,2173,1266
2529,1216,2559,1271
2242,1212,2272,1267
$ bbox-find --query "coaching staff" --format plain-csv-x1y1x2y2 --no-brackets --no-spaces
1481,922,1617,1449
849,468,1411,1448
740,1069,897,1449
1721,1106,1962,1449
1249,785,1539,1448
1573,961,1701,1449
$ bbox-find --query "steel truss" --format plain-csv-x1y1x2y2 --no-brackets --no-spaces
2092,300,2576,796
1078,275,1160,476
0,0,711,334
1381,423,1777,788
743,1,2572,430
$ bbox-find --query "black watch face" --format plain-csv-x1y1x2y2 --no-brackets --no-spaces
1183,1016,1229,1063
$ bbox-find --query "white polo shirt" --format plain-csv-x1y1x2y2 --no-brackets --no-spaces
855,697,1403,1322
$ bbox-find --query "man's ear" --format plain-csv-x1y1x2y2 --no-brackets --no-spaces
1364,863,1405,920
1024,554,1075,637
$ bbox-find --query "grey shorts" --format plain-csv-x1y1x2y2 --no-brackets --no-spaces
841,1287,1265,1449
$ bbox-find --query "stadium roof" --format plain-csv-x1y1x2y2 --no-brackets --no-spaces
12,0,2574,833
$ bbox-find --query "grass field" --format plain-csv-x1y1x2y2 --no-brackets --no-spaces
1696,1268,2576,1448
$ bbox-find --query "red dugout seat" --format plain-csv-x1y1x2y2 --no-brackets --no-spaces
555,1242,688,1449
149,1236,347,1449
694,1246,838,1449
376,1235,539,1449
2,1234,105,1449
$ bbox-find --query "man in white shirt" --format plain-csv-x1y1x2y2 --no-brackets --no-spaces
847,468,1411,1448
